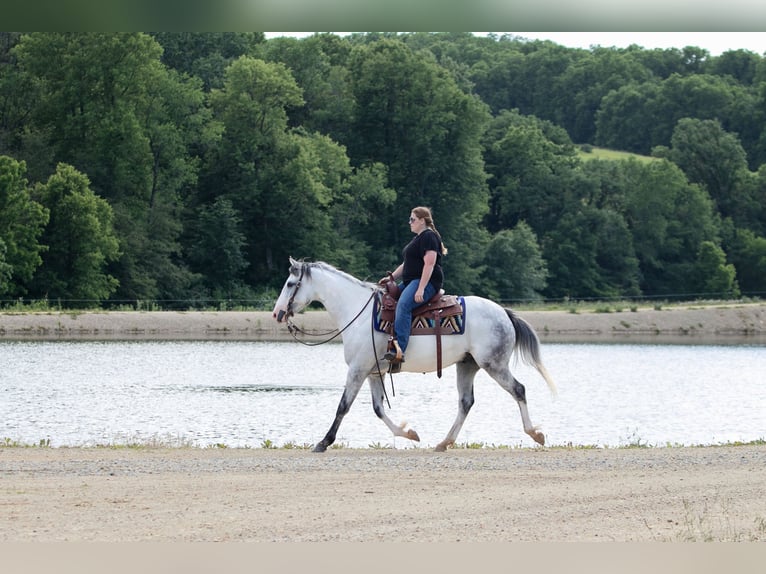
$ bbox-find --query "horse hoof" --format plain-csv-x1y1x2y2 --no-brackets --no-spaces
406,429,420,442
434,440,452,452
312,443,328,453
532,431,545,446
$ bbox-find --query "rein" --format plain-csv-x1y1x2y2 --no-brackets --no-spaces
285,289,377,347
282,264,394,407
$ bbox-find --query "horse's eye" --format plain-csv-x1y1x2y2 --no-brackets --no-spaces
286,281,296,288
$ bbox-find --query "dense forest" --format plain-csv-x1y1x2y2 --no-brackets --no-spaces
1,32,765,309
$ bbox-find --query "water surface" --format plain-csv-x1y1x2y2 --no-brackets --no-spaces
2,341,763,448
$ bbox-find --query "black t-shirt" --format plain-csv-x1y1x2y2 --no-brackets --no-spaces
402,229,444,290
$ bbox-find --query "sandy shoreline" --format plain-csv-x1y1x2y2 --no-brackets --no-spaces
2,445,765,542
1,302,765,344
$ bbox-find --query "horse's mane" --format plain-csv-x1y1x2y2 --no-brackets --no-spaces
293,259,378,291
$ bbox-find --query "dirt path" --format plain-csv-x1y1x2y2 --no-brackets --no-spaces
2,445,764,542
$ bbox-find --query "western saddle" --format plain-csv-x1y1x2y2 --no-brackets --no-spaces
378,278,463,377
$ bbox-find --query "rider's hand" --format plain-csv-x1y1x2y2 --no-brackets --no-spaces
377,273,392,285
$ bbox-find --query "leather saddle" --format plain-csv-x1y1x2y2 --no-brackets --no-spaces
377,279,464,377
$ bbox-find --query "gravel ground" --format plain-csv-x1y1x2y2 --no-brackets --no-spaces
2,445,765,542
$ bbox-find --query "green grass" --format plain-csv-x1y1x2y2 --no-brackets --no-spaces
675,495,765,541
577,145,659,163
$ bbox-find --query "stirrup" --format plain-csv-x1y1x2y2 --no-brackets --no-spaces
383,339,404,364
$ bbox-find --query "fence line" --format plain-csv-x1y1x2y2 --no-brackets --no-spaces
2,291,764,312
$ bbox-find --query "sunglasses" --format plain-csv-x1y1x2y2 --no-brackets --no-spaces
408,216,418,223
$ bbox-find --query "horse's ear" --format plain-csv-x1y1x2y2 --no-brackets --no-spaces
289,256,297,266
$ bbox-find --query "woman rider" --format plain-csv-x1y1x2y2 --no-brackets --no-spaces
381,206,447,365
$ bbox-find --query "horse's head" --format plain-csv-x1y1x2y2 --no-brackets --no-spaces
272,257,313,322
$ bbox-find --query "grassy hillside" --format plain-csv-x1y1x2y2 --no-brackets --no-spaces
577,145,658,163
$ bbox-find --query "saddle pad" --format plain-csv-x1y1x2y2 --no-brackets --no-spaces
373,295,466,336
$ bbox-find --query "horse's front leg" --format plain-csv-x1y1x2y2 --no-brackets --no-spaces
313,368,367,453
368,374,420,444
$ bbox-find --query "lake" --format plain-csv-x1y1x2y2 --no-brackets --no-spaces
2,340,764,449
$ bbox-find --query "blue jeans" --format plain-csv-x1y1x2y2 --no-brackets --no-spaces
394,280,437,354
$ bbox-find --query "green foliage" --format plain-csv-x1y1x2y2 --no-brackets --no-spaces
11,33,206,303
622,159,721,295
152,32,263,90
543,206,640,299
484,110,580,236
693,241,740,297
0,156,49,296
1,33,765,305
186,196,248,293
480,222,548,301
30,163,120,303
724,227,766,294
345,39,491,293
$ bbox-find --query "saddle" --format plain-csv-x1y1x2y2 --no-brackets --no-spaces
377,279,464,378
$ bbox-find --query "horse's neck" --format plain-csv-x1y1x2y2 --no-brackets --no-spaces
312,269,371,325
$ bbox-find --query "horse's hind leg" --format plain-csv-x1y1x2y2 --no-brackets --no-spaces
369,375,420,444
435,355,479,452
485,364,545,446
313,369,366,453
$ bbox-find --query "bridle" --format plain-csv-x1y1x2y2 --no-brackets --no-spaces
278,264,305,324
280,264,377,347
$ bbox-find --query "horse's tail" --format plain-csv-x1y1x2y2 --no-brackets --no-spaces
505,308,558,398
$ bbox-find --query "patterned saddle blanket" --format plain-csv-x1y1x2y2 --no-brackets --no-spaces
373,283,465,336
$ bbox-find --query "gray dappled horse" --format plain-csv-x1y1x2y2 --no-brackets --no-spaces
273,258,557,452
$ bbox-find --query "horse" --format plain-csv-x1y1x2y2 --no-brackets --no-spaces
272,257,557,452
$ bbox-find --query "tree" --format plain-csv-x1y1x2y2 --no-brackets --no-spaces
692,241,739,298
326,161,397,277
0,33,46,167
14,33,207,301
667,118,754,225
345,39,491,293
0,239,13,294
653,74,748,152
724,226,766,296
543,206,640,299
595,82,661,154
152,32,263,90
709,49,759,86
556,47,651,143
205,55,304,282
0,155,48,297
483,110,580,236
30,163,119,303
622,159,721,296
186,196,247,295
205,56,372,286
257,34,354,139
480,222,547,302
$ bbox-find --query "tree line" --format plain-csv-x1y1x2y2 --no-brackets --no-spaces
1,32,764,309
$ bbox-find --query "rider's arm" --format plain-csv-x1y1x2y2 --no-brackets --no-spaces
415,250,437,301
